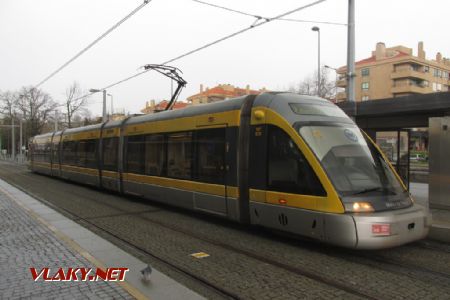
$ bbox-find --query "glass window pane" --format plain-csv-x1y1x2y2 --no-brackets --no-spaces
84,140,97,169
103,137,118,171
126,135,145,174
195,129,225,184
145,135,165,176
52,142,59,164
167,132,192,179
62,141,77,166
300,124,404,196
267,126,325,196
289,103,348,118
77,140,87,167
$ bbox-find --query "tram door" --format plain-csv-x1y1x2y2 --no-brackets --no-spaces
376,130,410,190
193,125,229,216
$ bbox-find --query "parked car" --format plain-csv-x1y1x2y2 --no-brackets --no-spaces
410,154,427,162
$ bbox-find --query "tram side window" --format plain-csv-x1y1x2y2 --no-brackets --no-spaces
52,142,59,164
44,142,52,163
195,128,226,184
167,132,192,180
34,143,45,162
76,140,87,166
267,126,325,196
145,135,165,176
84,139,97,169
102,137,118,171
62,141,77,166
126,135,145,174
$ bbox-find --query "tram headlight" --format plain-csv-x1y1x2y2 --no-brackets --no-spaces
345,202,374,213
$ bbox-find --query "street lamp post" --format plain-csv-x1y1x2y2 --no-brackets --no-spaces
11,111,15,161
107,93,114,120
89,89,107,123
311,26,321,96
347,0,355,103
54,110,58,131
19,116,23,162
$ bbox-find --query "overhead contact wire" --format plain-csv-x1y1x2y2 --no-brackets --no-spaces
192,0,346,26
192,0,259,18
70,0,327,102
35,0,152,88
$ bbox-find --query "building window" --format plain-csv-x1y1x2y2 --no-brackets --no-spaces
361,82,369,90
267,126,325,196
362,96,369,101
361,68,370,76
433,68,441,77
432,82,437,91
424,66,429,73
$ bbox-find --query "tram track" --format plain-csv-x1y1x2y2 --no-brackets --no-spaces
3,175,240,300
2,164,450,299
329,249,450,287
1,168,377,300
413,239,450,254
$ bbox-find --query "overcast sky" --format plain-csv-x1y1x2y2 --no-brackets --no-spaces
0,0,448,116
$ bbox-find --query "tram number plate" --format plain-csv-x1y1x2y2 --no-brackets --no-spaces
372,224,391,235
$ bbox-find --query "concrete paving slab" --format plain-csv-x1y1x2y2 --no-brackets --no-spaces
0,178,205,300
48,218,84,230
38,212,68,222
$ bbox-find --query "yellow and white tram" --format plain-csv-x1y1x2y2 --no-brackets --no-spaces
29,92,431,249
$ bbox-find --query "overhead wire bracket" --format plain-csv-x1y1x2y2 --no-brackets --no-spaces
142,64,187,111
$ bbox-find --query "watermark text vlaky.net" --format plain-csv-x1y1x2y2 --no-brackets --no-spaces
30,267,129,282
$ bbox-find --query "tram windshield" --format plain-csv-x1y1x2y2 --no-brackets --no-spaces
298,123,405,196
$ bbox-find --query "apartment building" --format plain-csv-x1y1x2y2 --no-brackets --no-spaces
336,42,450,102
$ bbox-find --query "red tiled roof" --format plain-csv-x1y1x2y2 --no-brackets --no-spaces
187,85,260,100
154,100,188,110
338,51,411,71
357,51,409,66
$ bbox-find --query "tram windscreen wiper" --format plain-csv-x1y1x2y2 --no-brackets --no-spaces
350,187,384,196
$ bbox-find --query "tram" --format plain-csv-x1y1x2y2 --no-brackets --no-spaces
29,92,431,249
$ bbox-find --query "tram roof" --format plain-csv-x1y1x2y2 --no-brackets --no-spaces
32,92,332,140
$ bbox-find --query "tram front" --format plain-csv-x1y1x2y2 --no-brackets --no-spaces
290,100,431,249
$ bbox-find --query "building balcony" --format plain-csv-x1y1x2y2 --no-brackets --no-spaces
391,69,428,80
391,83,426,94
336,91,347,101
336,79,347,87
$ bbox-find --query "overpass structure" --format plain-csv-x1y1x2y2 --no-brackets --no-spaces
337,92,450,209
337,92,450,131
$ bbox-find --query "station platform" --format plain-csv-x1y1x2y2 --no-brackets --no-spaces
0,178,204,300
410,182,450,243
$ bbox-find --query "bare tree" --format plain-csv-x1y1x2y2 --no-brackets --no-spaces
15,86,58,137
289,66,336,99
64,81,88,128
0,90,19,154
0,90,18,118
